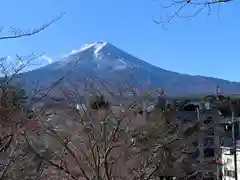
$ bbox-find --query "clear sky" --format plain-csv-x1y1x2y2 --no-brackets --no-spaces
0,0,239,81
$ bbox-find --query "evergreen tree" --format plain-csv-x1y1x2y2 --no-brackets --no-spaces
12,88,28,107
89,94,109,109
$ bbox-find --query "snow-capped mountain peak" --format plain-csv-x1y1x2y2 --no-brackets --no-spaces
80,42,97,51
19,41,240,96
79,41,108,53
54,41,134,72
94,41,108,54
61,41,108,59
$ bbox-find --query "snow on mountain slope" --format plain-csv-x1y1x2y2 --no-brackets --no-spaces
19,41,240,96
45,41,133,71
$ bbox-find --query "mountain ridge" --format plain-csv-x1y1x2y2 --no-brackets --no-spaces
16,41,240,96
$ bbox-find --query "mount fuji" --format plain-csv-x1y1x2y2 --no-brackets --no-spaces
18,41,240,96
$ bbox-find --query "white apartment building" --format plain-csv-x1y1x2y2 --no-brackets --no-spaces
221,146,240,180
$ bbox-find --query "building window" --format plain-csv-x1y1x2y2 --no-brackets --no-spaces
224,124,232,131
204,148,214,158
207,127,214,136
204,116,213,124
203,138,214,147
219,137,224,146
224,169,235,177
227,158,233,164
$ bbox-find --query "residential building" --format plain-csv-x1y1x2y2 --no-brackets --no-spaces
176,99,237,180
221,146,240,180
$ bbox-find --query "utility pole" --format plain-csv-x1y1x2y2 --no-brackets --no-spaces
215,84,220,180
197,106,204,179
232,111,238,180
230,98,238,180
216,84,220,180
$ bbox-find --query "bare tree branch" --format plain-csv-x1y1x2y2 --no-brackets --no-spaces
0,12,65,40
153,0,233,28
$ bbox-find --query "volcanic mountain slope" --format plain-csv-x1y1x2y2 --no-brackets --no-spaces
18,41,240,96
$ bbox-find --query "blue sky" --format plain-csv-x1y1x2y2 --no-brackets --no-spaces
0,0,239,81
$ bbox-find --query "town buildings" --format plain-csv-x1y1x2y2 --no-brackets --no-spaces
221,145,240,180
175,97,240,180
